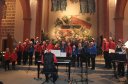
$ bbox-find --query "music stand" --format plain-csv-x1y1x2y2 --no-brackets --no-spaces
124,41,128,84
34,60,42,81
26,62,32,73
74,57,93,84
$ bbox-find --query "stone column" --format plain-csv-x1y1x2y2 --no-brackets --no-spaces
19,0,31,41
35,0,43,39
23,17,31,41
44,0,49,33
103,0,109,39
114,17,124,41
0,0,5,50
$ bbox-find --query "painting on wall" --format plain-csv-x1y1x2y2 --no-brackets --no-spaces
54,16,92,40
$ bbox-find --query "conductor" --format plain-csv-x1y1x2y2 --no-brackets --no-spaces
41,49,58,84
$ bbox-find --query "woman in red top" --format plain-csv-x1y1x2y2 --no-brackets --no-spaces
66,42,72,58
4,48,10,71
102,38,110,68
54,43,60,50
34,42,42,65
41,41,47,55
47,40,54,50
10,49,17,70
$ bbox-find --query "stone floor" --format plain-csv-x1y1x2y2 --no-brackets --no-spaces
0,56,127,84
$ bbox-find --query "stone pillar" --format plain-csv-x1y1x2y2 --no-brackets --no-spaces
23,17,31,41
0,0,5,50
44,0,49,33
19,0,31,41
97,0,99,37
35,0,43,39
114,17,123,41
103,0,109,39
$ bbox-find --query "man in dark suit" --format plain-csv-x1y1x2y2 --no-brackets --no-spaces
41,49,58,84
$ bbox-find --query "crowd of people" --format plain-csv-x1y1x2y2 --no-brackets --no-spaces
102,37,127,77
2,36,128,79
3,36,97,71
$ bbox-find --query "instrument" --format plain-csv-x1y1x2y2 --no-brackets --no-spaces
35,60,71,81
111,53,126,62
111,53,126,80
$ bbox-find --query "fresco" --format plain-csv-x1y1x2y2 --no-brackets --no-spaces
54,16,92,40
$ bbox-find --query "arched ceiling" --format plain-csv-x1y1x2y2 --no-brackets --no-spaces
19,0,31,19
115,0,128,18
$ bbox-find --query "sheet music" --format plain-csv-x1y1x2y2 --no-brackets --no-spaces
51,50,61,57
60,52,66,57
109,49,115,53
124,41,128,48
44,50,67,57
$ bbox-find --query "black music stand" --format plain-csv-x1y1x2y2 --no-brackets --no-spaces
125,48,128,84
26,63,31,73
124,63,128,84
72,57,92,84
34,60,42,80
112,53,127,82
111,53,118,79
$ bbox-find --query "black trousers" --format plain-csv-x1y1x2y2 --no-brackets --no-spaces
104,51,111,68
5,60,10,71
77,54,82,67
80,53,90,67
72,55,76,67
17,51,22,65
35,52,40,65
90,54,96,69
44,72,58,83
28,52,33,65
23,51,28,65
117,62,125,77
43,67,58,83
12,61,16,70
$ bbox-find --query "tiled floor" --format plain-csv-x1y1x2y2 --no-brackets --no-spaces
0,56,126,84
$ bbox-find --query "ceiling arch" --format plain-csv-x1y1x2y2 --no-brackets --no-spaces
114,0,128,41
19,0,31,40
19,0,31,19
115,0,128,18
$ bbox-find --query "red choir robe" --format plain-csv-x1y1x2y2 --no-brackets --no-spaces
66,45,72,57
109,41,116,49
41,44,47,53
22,44,28,52
47,43,54,50
54,47,60,50
102,41,109,52
16,45,23,52
54,45,60,50
4,52,10,61
10,53,17,62
34,44,42,53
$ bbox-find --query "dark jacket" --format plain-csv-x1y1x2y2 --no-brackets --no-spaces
42,52,57,73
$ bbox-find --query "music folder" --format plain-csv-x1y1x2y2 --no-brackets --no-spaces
51,50,61,57
51,50,66,57
109,49,115,53
60,52,66,57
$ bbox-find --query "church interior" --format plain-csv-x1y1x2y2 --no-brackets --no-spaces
0,0,128,84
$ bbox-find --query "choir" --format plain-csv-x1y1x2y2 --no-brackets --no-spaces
1,36,128,79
